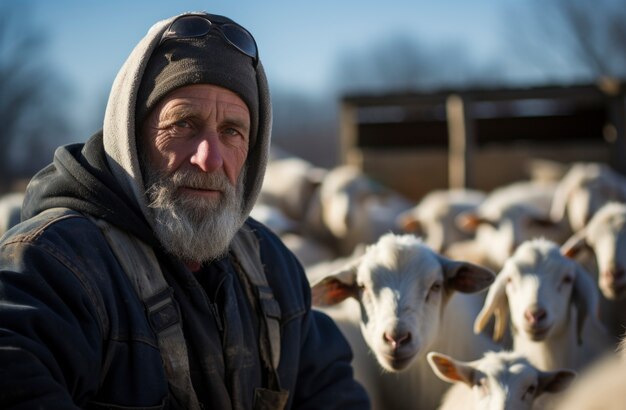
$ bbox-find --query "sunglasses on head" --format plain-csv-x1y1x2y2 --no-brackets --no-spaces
159,14,258,65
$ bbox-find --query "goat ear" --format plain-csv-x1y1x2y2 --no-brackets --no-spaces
440,257,495,294
474,271,510,342
537,369,576,395
455,211,481,233
560,230,589,259
427,352,475,386
396,212,422,234
571,264,599,345
307,167,327,186
529,215,559,229
549,173,574,223
310,258,361,307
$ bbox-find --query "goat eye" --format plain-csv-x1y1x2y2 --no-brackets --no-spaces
476,378,489,395
479,218,498,228
426,282,442,301
529,218,555,228
522,385,536,400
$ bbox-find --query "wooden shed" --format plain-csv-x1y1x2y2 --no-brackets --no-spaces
339,79,626,201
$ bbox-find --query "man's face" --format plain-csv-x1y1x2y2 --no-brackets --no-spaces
140,84,251,264
142,83,250,189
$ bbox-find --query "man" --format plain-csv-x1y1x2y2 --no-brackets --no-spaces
0,12,370,409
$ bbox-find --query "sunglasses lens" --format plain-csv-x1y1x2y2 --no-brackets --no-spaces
160,16,258,63
164,16,211,39
220,24,257,59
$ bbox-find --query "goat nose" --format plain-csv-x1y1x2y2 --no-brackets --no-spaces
524,308,547,325
383,331,411,350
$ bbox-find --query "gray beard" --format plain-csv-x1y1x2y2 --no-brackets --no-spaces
143,165,246,264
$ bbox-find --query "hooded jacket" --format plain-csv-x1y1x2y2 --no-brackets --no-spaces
0,12,369,410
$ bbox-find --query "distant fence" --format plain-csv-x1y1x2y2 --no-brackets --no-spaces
339,79,626,200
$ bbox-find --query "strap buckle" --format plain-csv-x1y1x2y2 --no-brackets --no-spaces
145,287,180,333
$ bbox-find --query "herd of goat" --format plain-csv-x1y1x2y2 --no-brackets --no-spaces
1,151,626,409
254,150,626,410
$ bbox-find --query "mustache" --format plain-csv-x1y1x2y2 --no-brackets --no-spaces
145,167,233,197
169,169,232,191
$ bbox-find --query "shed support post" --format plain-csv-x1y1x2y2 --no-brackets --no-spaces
446,94,474,189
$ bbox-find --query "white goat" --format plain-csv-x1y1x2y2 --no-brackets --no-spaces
446,181,570,271
311,233,497,410
561,201,626,340
552,338,626,410
396,189,486,253
0,192,23,237
550,162,626,232
250,203,299,236
561,202,626,300
474,238,612,372
427,350,575,410
303,165,412,257
279,232,334,269
258,156,327,222
250,204,334,268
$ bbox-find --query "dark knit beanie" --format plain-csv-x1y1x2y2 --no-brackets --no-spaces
136,23,259,146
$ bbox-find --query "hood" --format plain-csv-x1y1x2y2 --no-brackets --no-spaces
103,11,271,233
21,132,158,245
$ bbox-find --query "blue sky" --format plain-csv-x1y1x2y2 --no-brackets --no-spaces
33,0,509,93
14,0,622,170
29,0,515,134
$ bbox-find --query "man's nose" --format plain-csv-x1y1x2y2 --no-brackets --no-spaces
190,134,223,173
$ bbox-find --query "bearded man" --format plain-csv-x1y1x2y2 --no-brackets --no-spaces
0,12,369,410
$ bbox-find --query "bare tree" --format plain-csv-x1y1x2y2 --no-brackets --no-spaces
331,33,491,94
502,0,626,82
0,2,71,187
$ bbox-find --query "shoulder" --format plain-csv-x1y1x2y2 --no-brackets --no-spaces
0,209,121,332
2,208,114,271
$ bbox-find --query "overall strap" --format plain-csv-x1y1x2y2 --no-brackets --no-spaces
230,227,282,371
91,217,202,410
230,226,289,409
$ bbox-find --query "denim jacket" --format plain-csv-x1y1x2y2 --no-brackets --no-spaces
0,209,369,409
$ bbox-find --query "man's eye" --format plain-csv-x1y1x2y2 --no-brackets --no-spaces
172,120,191,128
223,127,241,136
